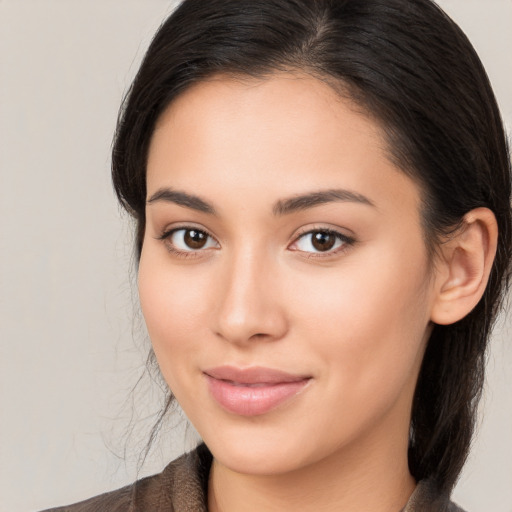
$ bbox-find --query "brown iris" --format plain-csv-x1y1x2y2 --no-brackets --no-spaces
184,229,208,249
311,231,337,252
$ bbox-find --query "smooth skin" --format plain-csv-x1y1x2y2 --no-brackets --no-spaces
138,73,497,512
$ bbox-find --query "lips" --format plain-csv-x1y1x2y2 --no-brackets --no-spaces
203,366,311,416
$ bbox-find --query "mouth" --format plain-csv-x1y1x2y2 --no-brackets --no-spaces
203,366,312,416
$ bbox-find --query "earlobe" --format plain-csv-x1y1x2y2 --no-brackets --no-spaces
430,208,498,325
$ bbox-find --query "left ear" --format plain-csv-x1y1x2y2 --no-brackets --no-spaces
430,207,498,325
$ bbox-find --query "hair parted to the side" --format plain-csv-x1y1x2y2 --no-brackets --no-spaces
112,0,512,493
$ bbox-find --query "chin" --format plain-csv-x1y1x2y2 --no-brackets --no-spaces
212,444,302,476
199,421,321,476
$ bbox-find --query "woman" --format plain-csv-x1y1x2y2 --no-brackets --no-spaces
44,0,511,510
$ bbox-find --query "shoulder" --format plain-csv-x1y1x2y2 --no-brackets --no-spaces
40,444,212,512
39,483,133,512
403,480,467,512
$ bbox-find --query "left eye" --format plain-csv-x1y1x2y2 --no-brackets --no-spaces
167,228,218,251
292,230,348,253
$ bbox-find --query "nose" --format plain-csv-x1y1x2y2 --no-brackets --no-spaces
212,248,288,345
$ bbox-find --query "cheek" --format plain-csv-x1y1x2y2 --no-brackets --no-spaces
137,251,211,371
287,243,432,396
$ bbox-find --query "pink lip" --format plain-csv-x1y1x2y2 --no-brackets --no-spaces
203,366,311,416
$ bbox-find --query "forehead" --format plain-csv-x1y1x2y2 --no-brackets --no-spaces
153,72,379,146
157,72,352,121
146,72,421,218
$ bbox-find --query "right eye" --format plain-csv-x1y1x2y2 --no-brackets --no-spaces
161,227,219,253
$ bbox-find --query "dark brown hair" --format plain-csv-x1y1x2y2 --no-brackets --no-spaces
112,0,511,492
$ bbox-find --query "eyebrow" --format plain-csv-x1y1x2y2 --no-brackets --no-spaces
146,187,374,216
147,188,216,214
273,188,374,215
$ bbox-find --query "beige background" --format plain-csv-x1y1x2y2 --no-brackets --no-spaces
1,1,511,511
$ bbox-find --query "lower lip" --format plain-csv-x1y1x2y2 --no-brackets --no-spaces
205,375,310,416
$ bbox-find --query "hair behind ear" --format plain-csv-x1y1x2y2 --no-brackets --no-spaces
410,205,507,487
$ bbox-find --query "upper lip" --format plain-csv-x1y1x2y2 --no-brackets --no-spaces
203,365,311,385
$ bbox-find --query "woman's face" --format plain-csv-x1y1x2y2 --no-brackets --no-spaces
139,73,438,476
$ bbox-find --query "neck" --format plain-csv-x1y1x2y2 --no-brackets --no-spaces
207,421,416,512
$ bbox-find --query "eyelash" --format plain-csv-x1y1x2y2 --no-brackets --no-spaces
156,226,355,259
290,228,355,258
156,226,219,259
